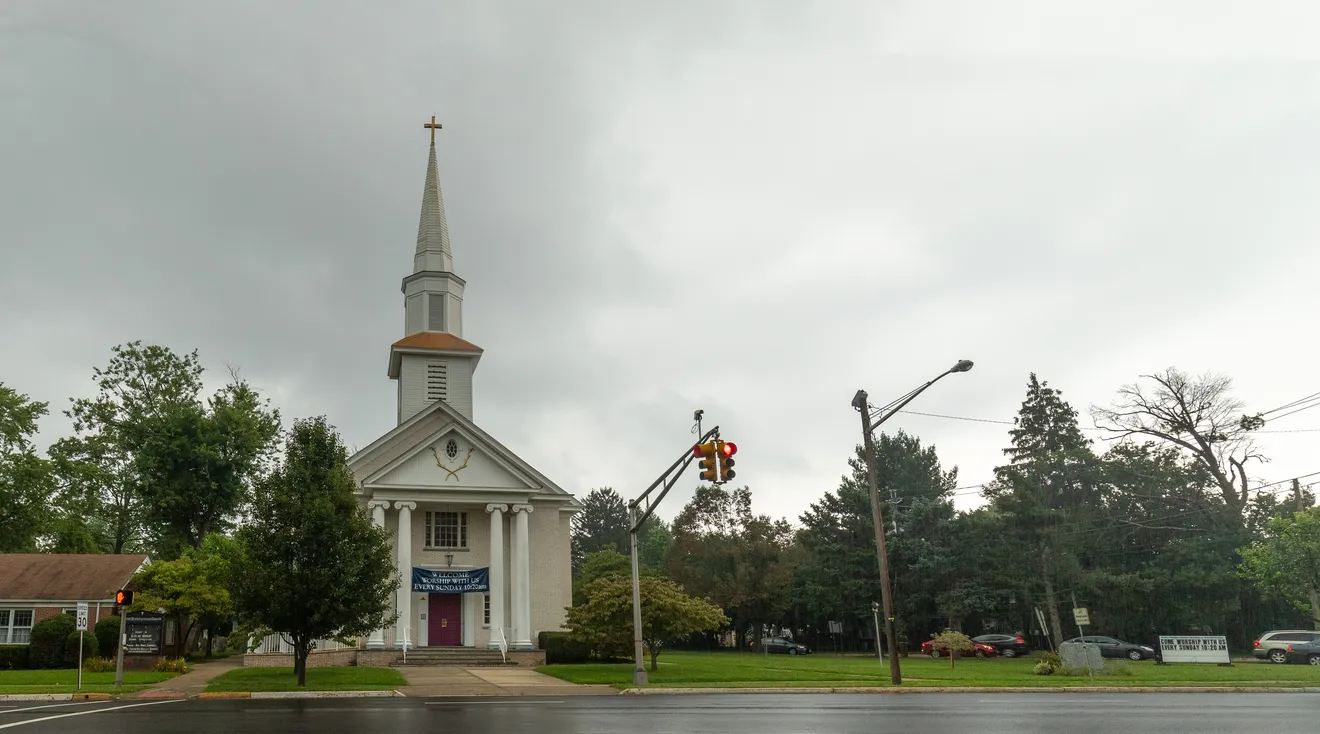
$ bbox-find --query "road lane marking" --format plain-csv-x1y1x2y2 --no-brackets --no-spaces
0,701,112,715
0,699,184,729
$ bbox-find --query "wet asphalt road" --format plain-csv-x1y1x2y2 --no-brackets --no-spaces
1,693,1316,732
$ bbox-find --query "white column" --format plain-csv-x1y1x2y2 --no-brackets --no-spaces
511,504,534,650
367,500,390,649
485,504,507,649
394,501,417,650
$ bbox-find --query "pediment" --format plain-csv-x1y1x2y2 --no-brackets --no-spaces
363,424,537,491
348,394,574,503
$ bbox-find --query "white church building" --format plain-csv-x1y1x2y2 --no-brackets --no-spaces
345,125,580,655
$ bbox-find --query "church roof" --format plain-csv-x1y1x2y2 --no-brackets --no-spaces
392,332,483,353
414,140,453,270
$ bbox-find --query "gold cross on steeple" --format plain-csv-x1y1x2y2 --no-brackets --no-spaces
423,115,443,144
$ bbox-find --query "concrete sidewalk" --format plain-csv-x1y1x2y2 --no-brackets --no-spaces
397,667,616,697
132,655,244,699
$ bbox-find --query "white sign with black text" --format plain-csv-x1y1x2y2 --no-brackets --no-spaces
1158,635,1229,664
76,602,89,632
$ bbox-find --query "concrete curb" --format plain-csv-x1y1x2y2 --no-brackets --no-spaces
0,693,115,701
620,686,1320,695
247,690,404,699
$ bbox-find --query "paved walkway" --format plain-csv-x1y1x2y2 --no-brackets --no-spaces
397,667,616,697
133,655,244,698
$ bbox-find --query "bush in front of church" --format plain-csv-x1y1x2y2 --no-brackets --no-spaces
64,629,100,667
539,631,591,664
28,614,76,669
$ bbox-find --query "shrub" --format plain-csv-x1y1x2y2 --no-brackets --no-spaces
538,631,591,664
0,645,30,670
1033,661,1054,675
94,616,120,658
82,656,116,673
153,657,189,673
64,630,100,667
28,614,76,669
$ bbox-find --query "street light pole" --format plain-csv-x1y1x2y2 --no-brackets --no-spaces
853,359,973,688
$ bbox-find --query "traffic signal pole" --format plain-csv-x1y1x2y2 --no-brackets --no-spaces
627,425,721,685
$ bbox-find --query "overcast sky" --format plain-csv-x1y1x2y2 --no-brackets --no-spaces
4,0,1319,524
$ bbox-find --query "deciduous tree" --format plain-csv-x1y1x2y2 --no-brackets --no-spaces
228,416,397,686
1091,368,1264,522
0,383,55,552
566,574,727,671
1239,508,1320,629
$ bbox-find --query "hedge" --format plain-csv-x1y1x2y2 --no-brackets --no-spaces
0,645,30,670
537,630,591,664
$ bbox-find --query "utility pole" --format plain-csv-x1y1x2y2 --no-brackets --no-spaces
1296,478,1304,513
858,401,902,686
851,360,974,688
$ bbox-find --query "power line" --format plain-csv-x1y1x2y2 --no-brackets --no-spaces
1262,391,1320,416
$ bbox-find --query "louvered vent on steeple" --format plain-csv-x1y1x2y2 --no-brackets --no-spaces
426,361,448,402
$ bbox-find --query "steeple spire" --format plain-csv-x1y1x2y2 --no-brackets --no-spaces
414,116,453,273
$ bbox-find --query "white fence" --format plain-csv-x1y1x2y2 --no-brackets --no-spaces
248,633,358,655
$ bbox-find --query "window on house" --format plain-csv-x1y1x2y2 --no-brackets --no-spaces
0,609,34,644
428,293,446,331
425,511,467,549
426,361,448,402
483,595,490,625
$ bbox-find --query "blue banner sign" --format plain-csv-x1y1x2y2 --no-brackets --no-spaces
412,567,490,593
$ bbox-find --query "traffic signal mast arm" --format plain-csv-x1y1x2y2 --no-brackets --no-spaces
629,425,720,534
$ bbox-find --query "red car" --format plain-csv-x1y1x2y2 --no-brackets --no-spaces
921,639,998,658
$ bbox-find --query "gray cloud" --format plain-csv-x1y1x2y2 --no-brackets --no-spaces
4,0,1319,524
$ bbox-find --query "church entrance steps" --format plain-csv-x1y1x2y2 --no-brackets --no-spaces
392,647,518,667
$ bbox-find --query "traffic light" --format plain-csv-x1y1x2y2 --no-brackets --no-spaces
695,442,718,483
717,440,737,483
115,589,133,606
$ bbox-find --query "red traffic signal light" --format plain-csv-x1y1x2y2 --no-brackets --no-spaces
716,440,736,483
115,589,133,606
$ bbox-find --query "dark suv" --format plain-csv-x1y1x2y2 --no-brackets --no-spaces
1254,630,1320,664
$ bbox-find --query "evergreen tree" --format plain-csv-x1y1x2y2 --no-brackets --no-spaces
984,374,1098,647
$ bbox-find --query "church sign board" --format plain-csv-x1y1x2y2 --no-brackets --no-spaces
412,567,490,594
123,611,165,655
1158,635,1230,664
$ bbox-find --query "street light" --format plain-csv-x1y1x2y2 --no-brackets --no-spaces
852,359,973,687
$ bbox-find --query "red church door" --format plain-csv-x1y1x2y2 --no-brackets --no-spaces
428,594,462,646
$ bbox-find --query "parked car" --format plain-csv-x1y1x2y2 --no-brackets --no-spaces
760,637,810,655
972,634,1031,658
1061,636,1157,661
921,639,998,658
1283,639,1320,665
1253,630,1320,664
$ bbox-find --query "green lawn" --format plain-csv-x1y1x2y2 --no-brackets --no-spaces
0,669,175,694
204,666,407,693
537,651,1320,689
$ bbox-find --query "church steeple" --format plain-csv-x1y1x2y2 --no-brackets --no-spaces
389,116,482,424
414,117,453,274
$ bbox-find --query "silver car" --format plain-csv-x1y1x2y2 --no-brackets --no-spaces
1253,630,1320,664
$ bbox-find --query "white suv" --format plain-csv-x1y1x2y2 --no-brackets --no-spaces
1253,630,1320,664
